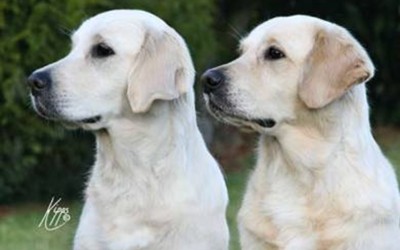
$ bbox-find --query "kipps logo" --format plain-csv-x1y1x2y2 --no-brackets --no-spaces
38,197,71,231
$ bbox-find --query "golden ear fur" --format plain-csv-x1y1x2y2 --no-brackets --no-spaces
127,29,194,113
299,25,374,109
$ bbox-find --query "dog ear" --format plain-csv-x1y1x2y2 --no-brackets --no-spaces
298,27,374,109
127,30,194,113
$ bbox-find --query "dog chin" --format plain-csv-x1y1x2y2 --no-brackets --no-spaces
206,99,276,133
61,115,104,130
34,106,103,130
61,121,80,130
220,115,268,133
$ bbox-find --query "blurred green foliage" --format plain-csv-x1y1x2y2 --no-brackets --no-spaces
1,0,399,203
0,0,218,203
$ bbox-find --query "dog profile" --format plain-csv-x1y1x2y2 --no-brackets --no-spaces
27,10,229,250
202,15,400,250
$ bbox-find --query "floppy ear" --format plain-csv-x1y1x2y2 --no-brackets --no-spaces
127,30,194,113
298,26,374,109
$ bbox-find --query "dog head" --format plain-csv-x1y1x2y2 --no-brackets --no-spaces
27,10,194,130
201,15,374,133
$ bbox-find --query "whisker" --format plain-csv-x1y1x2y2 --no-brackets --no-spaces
58,26,73,37
227,23,243,41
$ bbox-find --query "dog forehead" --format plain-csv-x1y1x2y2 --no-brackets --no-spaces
71,10,169,46
80,9,168,30
241,15,326,57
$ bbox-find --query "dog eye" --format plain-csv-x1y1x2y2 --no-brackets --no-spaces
91,43,115,58
264,46,285,60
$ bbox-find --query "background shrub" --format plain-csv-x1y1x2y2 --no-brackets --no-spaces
1,0,399,203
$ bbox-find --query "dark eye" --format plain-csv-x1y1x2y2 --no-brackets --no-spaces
91,43,115,58
264,46,285,60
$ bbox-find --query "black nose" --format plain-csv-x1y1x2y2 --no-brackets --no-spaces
201,69,226,94
27,70,52,96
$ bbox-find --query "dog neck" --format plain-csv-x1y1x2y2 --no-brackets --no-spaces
260,84,380,186
93,93,199,177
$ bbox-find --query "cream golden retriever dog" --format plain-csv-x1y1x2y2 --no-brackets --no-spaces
202,15,400,249
27,10,228,250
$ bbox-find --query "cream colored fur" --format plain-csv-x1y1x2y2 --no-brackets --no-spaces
29,10,228,250
204,15,400,250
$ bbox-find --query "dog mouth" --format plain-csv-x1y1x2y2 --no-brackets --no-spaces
206,98,276,129
57,115,103,128
60,115,102,129
40,111,102,125
32,98,102,125
76,116,102,124
32,97,61,120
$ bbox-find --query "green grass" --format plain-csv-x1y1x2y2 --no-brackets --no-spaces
226,170,249,250
0,129,399,250
0,175,250,250
0,174,251,250
0,202,81,250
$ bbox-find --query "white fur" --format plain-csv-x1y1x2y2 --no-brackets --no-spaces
30,10,228,250
204,15,400,249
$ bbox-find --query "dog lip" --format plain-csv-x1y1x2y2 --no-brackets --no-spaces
253,119,276,128
78,116,101,124
33,99,101,124
33,99,60,120
208,100,276,128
